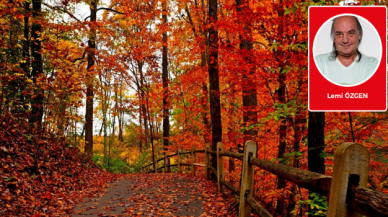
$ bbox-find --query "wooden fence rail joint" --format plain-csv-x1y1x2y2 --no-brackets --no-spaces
244,190,249,201
346,174,360,204
348,186,388,217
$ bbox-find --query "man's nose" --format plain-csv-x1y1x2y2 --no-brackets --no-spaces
342,34,349,43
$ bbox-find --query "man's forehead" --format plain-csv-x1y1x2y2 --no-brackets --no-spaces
334,16,358,31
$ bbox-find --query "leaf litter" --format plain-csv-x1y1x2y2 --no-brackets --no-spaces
72,173,234,216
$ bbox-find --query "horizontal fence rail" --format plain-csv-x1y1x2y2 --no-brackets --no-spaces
249,156,332,196
141,142,388,217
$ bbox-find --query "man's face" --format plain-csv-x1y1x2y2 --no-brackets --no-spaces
333,16,361,58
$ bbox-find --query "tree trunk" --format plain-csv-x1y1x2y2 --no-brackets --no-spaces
275,66,288,216
162,0,170,152
102,78,108,166
201,53,211,144
30,0,44,129
103,119,107,165
348,112,355,142
146,94,156,172
138,103,143,152
287,111,304,217
56,100,66,135
21,1,30,112
85,0,97,156
118,87,123,142
274,1,288,213
114,84,118,141
308,111,325,174
308,111,325,217
235,0,258,145
185,2,210,144
208,0,222,181
139,62,149,148
228,81,237,177
201,5,210,144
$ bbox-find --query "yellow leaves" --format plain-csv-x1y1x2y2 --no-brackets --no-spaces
119,19,136,27
128,94,137,99
13,73,24,77
119,20,127,27
310,204,320,209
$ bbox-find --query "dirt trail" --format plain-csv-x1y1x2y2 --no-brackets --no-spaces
72,173,233,216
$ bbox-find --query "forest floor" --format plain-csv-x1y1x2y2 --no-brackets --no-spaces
0,126,236,216
72,173,234,216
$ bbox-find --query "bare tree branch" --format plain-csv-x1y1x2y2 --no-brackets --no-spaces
185,5,197,36
85,7,124,21
72,48,87,63
97,7,124,14
42,3,82,23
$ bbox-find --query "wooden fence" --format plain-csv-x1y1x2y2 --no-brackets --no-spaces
141,141,388,217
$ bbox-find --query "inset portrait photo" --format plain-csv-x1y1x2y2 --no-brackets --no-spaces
308,6,386,112
313,14,382,87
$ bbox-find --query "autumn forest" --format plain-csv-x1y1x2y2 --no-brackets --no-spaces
1,0,388,216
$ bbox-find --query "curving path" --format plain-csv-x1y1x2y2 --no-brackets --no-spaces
72,173,234,216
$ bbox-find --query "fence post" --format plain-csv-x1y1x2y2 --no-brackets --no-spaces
164,153,167,173
154,159,157,173
239,140,257,217
217,142,225,193
178,149,182,173
191,146,196,176
205,143,210,180
327,142,369,217
167,157,170,173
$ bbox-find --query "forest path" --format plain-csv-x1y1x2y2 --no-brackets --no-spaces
72,173,232,216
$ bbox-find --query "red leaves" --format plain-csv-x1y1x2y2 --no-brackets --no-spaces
41,192,52,200
73,173,231,216
0,117,121,216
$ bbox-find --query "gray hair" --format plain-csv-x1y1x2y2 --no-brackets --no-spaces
330,16,363,61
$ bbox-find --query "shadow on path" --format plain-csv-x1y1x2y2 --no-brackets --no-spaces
72,173,232,216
